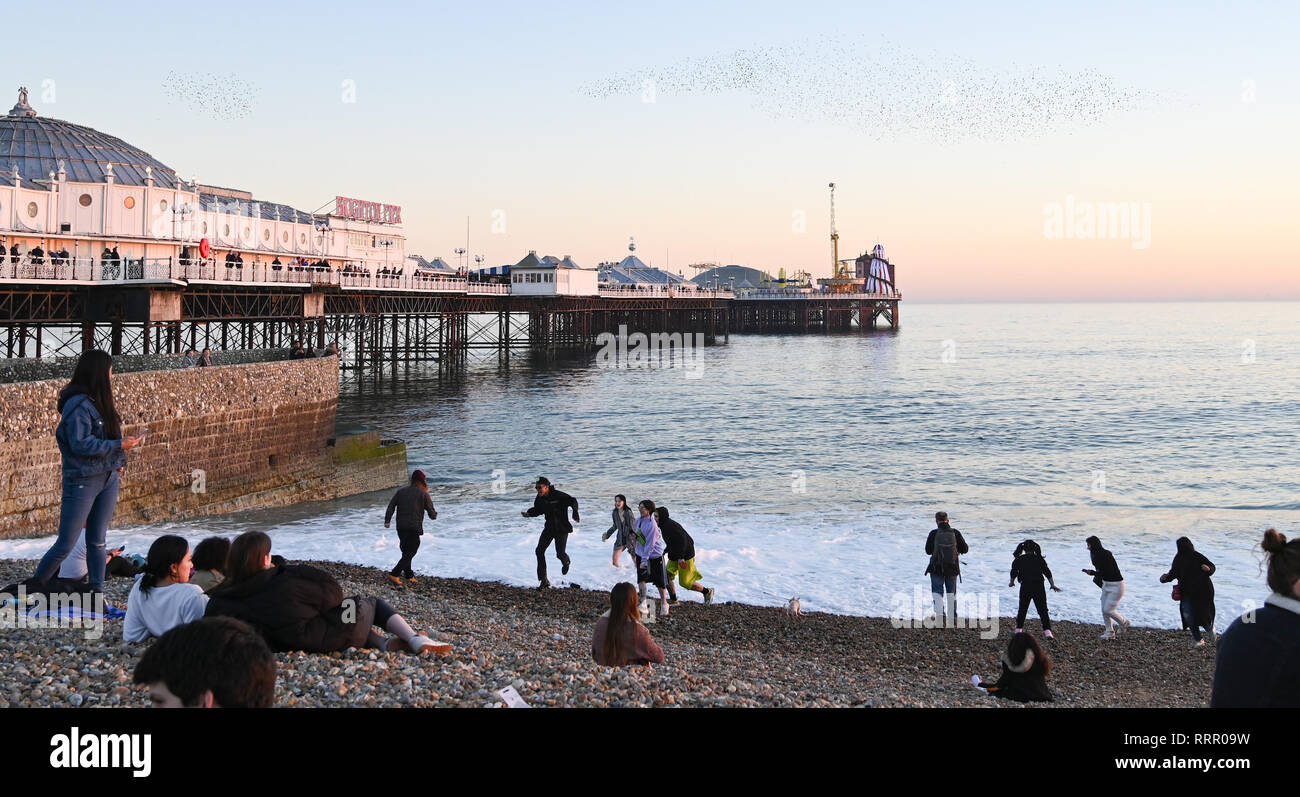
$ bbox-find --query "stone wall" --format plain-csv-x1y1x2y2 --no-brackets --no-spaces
0,356,406,539
0,349,306,384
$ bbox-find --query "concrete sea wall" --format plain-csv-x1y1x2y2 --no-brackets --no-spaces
0,355,406,539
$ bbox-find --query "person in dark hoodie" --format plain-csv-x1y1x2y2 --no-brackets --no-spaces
205,531,447,655
1159,537,1217,647
924,511,969,627
384,469,437,585
971,631,1053,702
653,506,715,605
1083,536,1129,639
1212,528,1300,707
1010,540,1061,639
520,476,579,589
30,350,141,601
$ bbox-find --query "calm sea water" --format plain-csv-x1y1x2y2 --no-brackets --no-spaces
3,302,1296,630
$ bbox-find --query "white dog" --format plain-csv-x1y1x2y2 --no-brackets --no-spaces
785,597,801,617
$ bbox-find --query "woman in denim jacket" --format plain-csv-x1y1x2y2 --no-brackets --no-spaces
32,350,140,599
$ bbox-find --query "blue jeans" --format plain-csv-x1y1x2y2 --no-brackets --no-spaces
33,470,120,593
930,573,957,595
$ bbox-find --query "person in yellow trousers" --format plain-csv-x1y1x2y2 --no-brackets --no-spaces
653,506,715,605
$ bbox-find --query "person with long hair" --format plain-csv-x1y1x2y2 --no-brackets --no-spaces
592,582,664,666
189,536,231,594
384,469,437,585
601,494,636,567
633,499,671,617
1159,537,1217,647
205,531,447,655
31,350,141,600
971,631,1053,702
123,535,209,644
1083,536,1129,639
1010,540,1060,639
1211,529,1300,706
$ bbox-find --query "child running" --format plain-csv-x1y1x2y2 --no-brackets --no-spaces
1010,540,1060,639
654,506,715,605
633,500,671,617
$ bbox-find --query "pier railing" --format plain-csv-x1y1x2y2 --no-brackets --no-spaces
598,286,733,299
735,290,902,300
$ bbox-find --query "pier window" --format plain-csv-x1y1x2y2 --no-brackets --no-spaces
26,202,38,217
78,194,92,207
124,196,135,209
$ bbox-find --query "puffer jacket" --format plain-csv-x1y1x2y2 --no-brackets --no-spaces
204,563,372,652
56,387,126,479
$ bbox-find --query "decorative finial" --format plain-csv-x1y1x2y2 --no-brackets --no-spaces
9,86,36,117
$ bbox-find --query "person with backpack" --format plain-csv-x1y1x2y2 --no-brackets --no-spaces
1010,540,1061,639
924,511,969,627
1083,536,1130,639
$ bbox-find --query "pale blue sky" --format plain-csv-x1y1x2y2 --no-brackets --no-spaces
4,1,1297,299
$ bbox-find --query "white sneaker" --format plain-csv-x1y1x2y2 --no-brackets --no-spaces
971,674,987,693
406,634,452,656
1193,639,1206,648
658,600,669,617
1044,629,1055,640
1100,630,1116,640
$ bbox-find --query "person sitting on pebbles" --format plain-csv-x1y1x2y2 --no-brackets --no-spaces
592,582,664,666
123,535,209,644
205,531,449,655
971,631,1054,702
133,616,276,708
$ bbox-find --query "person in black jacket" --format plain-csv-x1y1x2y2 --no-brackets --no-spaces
289,339,307,360
924,511,969,627
1159,537,1217,646
1083,536,1129,639
653,506,714,605
1010,540,1061,638
972,631,1053,702
205,531,447,655
521,476,579,589
384,469,437,584
1212,528,1300,707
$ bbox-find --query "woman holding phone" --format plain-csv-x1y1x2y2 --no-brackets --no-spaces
31,350,140,601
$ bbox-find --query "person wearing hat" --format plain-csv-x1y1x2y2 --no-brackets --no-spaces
384,470,437,585
521,476,580,589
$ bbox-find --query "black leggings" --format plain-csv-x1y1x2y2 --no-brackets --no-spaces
391,533,420,578
1016,585,1052,631
362,598,400,649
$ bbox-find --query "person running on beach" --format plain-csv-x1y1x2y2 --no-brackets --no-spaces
385,469,437,585
633,500,671,617
1158,537,1217,647
1083,536,1129,639
924,511,968,627
521,476,579,589
971,631,1053,702
602,494,636,567
592,582,665,666
654,506,715,605
1010,540,1060,639
1211,528,1300,707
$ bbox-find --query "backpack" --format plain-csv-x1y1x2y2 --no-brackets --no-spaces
930,528,959,577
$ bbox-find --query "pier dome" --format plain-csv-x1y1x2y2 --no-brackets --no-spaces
0,87,181,188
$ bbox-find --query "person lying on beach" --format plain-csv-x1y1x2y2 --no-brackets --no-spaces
971,631,1053,702
133,616,276,708
124,535,209,644
188,536,231,594
58,528,139,582
204,531,448,655
592,582,664,666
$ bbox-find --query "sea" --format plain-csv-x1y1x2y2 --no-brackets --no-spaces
2,302,1296,630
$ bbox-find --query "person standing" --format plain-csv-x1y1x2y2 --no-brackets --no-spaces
924,511,969,627
1010,540,1060,639
521,476,579,589
601,494,636,567
1159,537,1217,647
385,470,437,585
633,500,670,616
30,350,141,601
198,348,214,367
1211,528,1300,707
654,506,715,605
1083,536,1130,639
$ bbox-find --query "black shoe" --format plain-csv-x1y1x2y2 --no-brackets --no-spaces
667,597,679,606
561,561,570,575
538,579,550,590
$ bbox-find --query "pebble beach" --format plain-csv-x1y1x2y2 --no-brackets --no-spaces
0,558,1219,708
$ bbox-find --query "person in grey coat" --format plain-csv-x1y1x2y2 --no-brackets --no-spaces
602,494,636,567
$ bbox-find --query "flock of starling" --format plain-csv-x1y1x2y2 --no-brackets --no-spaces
160,70,256,121
580,35,1159,143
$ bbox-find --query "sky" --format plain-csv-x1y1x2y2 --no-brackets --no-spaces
4,0,1298,300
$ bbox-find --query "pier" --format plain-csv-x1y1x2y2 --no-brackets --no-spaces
0,259,900,372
